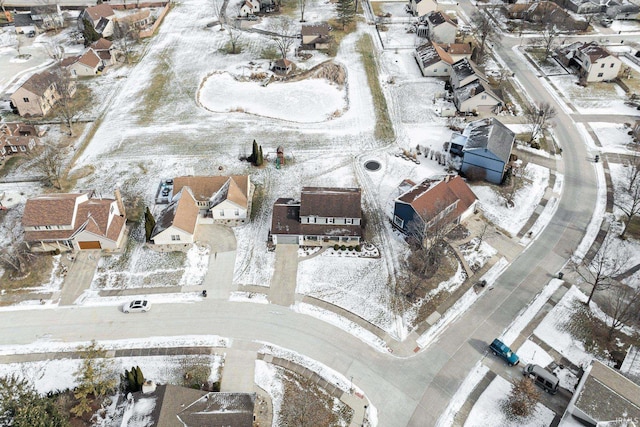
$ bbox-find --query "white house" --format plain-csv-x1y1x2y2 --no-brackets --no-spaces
425,11,457,44
415,42,454,77
151,189,200,245
239,0,260,17
67,49,102,77
573,42,622,82
79,4,116,38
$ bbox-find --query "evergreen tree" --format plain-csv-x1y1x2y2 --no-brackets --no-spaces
257,145,264,166
248,140,258,164
82,19,101,47
0,375,69,427
336,0,355,30
144,207,156,242
135,366,145,390
71,341,117,417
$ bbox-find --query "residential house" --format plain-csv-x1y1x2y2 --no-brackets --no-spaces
10,71,76,117
449,58,502,113
271,187,362,246
0,123,40,157
632,119,640,141
300,23,331,50
620,345,640,384
30,5,64,30
123,382,256,427
551,0,602,14
79,4,116,38
451,118,516,184
569,42,622,83
392,176,477,246
67,49,103,77
117,9,152,29
13,13,36,34
22,190,127,252
91,38,118,66
151,175,253,245
409,0,437,17
272,58,293,74
453,79,503,114
560,360,640,425
425,11,457,44
414,42,454,77
239,0,260,17
439,43,473,62
607,2,640,20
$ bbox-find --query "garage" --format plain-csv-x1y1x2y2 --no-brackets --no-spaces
274,235,299,245
78,241,101,250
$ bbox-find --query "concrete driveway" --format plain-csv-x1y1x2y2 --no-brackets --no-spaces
193,224,237,299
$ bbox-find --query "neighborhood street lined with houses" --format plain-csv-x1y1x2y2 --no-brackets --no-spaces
1,0,640,425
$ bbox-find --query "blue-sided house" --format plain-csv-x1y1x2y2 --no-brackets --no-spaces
392,175,478,246
450,118,515,184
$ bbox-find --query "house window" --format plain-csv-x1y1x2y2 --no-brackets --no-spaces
433,69,438,72
346,218,352,225
481,95,487,100
220,210,224,217
235,209,239,216
23,98,29,103
110,205,114,214
45,225,52,230
171,235,180,241
34,226,40,230
393,215,404,228
597,73,603,77
20,146,26,152
610,63,615,68
601,63,605,68
328,218,334,224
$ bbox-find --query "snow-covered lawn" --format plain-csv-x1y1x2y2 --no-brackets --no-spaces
464,376,555,427
590,122,638,154
472,163,549,236
549,75,639,115
459,239,497,272
198,72,347,122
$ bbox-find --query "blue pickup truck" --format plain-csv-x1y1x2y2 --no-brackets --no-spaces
489,338,520,366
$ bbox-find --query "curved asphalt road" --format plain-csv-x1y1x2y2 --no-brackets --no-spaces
0,5,613,427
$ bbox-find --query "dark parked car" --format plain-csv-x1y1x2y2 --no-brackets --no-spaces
489,338,519,366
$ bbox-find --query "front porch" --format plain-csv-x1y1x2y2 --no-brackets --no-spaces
300,234,361,247
25,239,74,253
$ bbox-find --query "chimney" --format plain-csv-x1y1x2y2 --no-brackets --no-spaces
114,188,126,217
142,380,156,394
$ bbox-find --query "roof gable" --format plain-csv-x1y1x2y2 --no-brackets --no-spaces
23,193,88,227
84,4,115,21
172,176,249,209
397,176,476,222
463,118,514,163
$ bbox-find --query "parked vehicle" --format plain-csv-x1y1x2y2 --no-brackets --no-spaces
489,338,519,366
523,364,559,394
123,300,151,313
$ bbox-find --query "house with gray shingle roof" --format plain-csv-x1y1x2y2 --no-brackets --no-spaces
22,190,127,252
449,58,503,114
123,383,256,427
414,42,454,77
451,118,515,184
424,11,457,44
561,360,640,426
270,187,362,246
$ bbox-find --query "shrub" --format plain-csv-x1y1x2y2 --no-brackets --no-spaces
334,244,340,250
340,245,346,251
355,245,361,252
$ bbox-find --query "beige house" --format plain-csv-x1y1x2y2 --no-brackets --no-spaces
151,175,253,245
409,0,437,17
117,9,152,29
425,11,457,44
10,71,76,117
91,38,118,66
239,0,260,17
450,58,502,113
22,191,127,252
301,23,331,50
68,49,102,77
79,4,116,37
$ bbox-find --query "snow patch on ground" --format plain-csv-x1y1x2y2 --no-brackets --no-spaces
436,361,490,427
516,340,554,368
464,375,555,427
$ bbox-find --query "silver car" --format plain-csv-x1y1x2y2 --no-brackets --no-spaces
123,300,151,313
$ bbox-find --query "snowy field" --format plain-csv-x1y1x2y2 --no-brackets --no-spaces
590,122,638,154
549,75,639,115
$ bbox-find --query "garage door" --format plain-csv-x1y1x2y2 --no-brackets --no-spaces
275,235,299,245
78,241,101,250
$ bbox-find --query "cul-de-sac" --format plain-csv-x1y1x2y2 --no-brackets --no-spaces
0,0,640,425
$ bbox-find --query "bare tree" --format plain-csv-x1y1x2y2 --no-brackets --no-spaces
30,145,65,189
0,226,34,277
38,66,80,136
113,21,139,65
601,284,640,341
540,24,558,61
267,17,297,60
298,0,307,22
623,153,640,192
523,101,556,144
505,161,530,207
471,11,496,60
616,177,640,238
224,22,243,54
571,235,631,306
212,0,225,29
504,378,540,419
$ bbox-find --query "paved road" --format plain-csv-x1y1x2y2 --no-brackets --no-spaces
0,5,630,427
